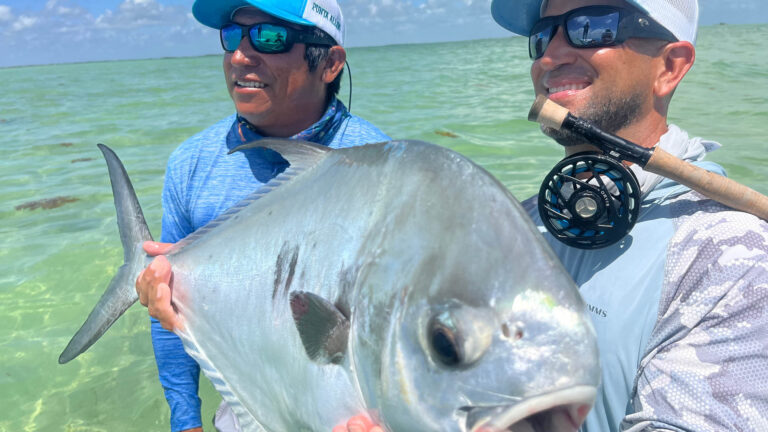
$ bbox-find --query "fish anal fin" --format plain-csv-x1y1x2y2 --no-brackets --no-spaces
290,291,350,365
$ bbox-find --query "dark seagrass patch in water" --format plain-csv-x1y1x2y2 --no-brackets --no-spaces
434,130,459,138
15,196,79,211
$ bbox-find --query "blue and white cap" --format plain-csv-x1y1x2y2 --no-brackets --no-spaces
491,0,699,44
193,0,345,46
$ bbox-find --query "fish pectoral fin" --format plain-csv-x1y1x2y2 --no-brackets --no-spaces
290,291,350,365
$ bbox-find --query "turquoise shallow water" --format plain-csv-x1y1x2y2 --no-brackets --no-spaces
1,24,767,431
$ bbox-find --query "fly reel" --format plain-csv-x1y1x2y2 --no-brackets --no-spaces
538,152,641,249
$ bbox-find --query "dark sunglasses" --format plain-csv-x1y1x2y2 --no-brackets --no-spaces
529,5,677,60
220,22,334,54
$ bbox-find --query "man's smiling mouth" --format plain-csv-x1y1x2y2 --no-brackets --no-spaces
548,83,589,94
236,80,266,89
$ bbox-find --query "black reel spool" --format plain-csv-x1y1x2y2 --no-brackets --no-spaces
538,152,641,249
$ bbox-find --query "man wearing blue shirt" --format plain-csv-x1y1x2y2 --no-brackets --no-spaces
135,1,389,431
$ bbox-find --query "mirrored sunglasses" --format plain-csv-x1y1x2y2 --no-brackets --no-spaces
529,5,677,60
220,22,334,54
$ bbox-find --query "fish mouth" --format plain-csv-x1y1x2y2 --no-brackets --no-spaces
459,385,596,432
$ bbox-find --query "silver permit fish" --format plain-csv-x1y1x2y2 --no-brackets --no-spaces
59,140,600,432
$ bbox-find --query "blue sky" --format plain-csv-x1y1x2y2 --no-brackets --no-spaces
1,0,766,67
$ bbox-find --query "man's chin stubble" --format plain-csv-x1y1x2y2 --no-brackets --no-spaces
540,90,645,147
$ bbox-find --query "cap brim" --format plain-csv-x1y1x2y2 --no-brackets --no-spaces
193,0,314,29
490,0,543,35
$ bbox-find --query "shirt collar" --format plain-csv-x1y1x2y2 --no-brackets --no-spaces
235,98,349,146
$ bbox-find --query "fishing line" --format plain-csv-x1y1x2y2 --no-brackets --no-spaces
345,59,352,112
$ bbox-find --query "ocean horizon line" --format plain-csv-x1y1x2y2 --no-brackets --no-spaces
0,34,517,70
0,21,753,70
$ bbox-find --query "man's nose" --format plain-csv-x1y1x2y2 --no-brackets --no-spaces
230,37,262,66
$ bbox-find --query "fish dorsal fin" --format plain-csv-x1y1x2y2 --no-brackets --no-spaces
228,138,332,167
290,291,350,365
169,140,332,254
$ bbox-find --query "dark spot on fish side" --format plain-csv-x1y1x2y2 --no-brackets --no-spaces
71,158,94,163
435,130,459,138
273,253,285,300
273,244,300,300
15,196,79,211
0,119,7,123
60,142,74,147
284,249,299,294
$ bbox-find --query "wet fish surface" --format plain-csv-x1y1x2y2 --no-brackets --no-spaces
60,140,600,432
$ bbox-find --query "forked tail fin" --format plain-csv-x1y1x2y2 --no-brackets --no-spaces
58,144,153,364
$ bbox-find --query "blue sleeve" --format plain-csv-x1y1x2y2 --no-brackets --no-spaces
152,153,202,431
161,149,193,245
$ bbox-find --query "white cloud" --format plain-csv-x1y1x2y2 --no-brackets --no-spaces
42,0,90,17
342,0,491,25
0,0,216,66
12,15,38,31
94,0,191,29
339,0,497,46
0,5,13,22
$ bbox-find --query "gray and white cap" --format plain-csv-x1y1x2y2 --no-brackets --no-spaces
491,0,699,44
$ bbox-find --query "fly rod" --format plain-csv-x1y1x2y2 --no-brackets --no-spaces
528,95,768,220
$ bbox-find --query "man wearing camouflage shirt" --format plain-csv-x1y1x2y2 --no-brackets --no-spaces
491,0,768,430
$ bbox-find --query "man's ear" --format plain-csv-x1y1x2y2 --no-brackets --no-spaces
654,41,695,99
322,46,346,84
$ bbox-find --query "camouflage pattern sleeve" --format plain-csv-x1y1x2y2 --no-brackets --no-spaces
621,194,768,432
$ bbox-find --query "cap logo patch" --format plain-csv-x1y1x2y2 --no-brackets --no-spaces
311,2,341,30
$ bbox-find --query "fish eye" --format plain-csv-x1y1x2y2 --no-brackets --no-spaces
429,316,463,367
425,306,494,369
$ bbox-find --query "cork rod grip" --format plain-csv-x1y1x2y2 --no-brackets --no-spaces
528,95,568,130
645,148,768,219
